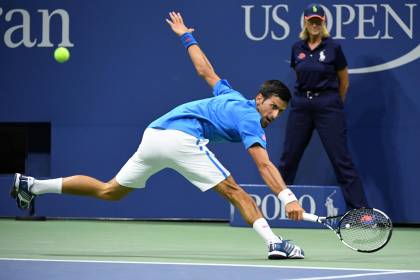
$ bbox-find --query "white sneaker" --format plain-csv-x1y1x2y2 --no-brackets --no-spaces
10,173,35,210
268,240,305,259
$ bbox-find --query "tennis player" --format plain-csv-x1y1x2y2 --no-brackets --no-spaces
11,12,304,259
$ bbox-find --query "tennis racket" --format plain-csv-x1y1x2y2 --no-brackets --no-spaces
302,208,393,253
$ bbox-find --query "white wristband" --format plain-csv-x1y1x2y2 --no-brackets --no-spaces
278,188,297,205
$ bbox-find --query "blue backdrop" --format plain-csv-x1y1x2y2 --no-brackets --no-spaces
1,1,419,223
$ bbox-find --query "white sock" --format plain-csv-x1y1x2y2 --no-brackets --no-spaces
31,178,63,195
253,218,282,245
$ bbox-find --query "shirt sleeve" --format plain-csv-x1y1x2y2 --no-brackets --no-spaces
237,118,267,150
213,79,236,96
334,44,348,70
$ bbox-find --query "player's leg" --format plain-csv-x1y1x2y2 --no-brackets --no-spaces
314,93,368,208
170,134,304,259
213,176,262,225
62,176,133,200
213,176,278,242
214,177,304,259
11,173,133,210
11,128,164,209
61,129,167,199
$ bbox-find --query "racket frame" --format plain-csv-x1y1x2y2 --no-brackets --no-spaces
303,208,393,253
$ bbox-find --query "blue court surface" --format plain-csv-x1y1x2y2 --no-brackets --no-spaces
1,259,419,280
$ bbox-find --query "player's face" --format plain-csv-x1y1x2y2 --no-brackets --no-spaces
256,94,288,128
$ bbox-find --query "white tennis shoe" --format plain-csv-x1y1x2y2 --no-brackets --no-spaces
268,239,305,259
10,173,35,210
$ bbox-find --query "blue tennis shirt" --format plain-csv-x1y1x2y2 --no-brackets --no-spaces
148,79,267,149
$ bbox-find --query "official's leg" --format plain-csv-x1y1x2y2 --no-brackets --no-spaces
314,93,368,208
279,95,315,184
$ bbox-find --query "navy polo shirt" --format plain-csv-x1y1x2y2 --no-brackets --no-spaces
290,37,347,93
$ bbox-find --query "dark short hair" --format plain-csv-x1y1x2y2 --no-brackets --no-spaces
259,80,291,102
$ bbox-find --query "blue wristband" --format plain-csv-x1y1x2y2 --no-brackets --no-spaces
181,32,198,49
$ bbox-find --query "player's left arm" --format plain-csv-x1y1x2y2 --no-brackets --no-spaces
337,67,349,102
247,144,304,220
166,12,220,88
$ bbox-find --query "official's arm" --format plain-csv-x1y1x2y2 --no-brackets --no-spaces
337,67,349,102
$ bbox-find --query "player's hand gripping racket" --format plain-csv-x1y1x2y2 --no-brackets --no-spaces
302,208,393,253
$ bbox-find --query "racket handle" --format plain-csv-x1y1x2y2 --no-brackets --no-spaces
303,213,320,222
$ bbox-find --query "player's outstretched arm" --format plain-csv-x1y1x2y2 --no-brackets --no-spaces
248,144,304,220
166,12,220,88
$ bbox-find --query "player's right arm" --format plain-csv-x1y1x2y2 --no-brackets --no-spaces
166,12,220,88
248,144,304,221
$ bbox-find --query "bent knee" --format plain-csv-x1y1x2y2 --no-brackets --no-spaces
215,177,247,201
99,184,131,201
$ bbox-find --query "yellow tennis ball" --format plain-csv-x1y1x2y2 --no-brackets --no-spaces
54,47,70,63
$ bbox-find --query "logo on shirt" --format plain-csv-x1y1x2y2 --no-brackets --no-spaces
319,50,326,62
261,134,266,141
298,52,306,60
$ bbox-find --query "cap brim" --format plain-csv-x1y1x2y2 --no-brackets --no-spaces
304,15,325,21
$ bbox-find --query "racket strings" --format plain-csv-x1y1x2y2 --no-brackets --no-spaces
339,208,392,252
323,216,341,230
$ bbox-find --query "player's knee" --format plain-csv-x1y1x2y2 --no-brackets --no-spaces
99,185,126,201
219,180,247,202
229,186,257,208
104,194,123,201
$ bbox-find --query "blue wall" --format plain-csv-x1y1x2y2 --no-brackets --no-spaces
1,1,419,222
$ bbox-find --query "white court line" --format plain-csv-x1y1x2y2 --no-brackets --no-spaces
283,271,412,280
0,258,419,273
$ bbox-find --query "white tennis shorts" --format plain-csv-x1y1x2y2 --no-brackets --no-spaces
115,128,230,191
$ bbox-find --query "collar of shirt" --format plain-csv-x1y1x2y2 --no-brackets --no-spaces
300,37,330,52
248,99,256,108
